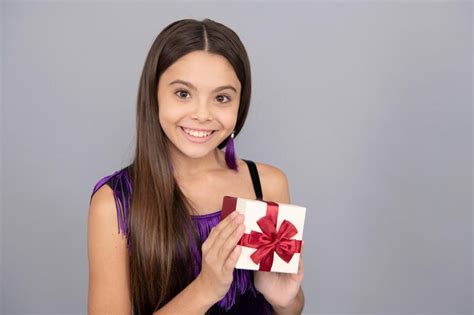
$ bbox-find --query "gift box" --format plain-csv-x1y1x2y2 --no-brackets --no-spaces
221,196,306,274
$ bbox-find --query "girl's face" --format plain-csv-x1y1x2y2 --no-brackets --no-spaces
157,50,241,159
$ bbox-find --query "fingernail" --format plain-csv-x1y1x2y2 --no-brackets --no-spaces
230,211,237,218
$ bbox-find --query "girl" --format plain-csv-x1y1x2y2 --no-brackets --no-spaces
88,18,305,315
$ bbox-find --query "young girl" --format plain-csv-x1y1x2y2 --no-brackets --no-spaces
88,18,305,315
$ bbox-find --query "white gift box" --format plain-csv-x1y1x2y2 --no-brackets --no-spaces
221,196,306,274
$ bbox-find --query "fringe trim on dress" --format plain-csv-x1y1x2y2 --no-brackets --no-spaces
91,168,257,311
91,167,132,253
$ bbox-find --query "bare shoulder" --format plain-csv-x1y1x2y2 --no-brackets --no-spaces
252,161,291,203
88,184,131,314
88,184,124,239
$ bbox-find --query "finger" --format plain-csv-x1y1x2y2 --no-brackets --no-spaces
211,213,244,255
298,255,304,274
223,244,242,274
203,211,239,252
297,240,304,275
217,220,245,265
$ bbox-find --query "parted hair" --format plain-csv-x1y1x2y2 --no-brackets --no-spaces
127,18,252,314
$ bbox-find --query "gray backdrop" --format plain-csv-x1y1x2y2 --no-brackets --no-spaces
1,1,472,314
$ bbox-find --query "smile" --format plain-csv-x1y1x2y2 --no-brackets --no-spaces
179,126,216,143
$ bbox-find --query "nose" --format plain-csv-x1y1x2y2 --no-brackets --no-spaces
191,100,213,122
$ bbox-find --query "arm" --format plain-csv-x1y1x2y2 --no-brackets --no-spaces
152,275,214,314
270,287,305,315
258,163,306,315
88,185,132,314
88,185,220,315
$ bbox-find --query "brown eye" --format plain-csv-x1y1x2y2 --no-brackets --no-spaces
175,89,190,99
216,95,231,103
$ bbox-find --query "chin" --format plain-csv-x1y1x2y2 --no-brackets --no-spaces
174,144,214,158
184,151,208,158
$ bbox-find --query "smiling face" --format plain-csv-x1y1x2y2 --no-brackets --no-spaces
157,50,241,159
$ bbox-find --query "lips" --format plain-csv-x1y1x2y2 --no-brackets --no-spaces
179,126,216,143
181,126,216,132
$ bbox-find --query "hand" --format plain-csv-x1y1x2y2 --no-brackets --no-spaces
195,211,246,303
254,241,305,308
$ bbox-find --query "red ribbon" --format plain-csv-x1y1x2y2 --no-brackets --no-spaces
238,201,302,271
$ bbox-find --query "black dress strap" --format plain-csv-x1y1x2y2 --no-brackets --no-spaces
242,159,263,200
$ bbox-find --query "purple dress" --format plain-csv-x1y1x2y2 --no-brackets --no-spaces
90,160,273,315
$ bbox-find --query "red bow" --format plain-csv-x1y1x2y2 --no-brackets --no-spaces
238,201,302,271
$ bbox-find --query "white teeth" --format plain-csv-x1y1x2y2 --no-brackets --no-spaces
182,127,213,138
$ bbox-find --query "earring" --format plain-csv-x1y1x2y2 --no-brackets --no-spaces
225,130,238,171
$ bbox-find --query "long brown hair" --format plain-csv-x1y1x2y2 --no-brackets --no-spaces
127,18,252,314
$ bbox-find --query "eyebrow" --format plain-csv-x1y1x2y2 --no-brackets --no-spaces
169,79,237,93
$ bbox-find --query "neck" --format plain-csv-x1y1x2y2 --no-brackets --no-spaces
169,146,227,180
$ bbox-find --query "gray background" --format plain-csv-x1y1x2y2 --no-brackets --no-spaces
1,1,472,314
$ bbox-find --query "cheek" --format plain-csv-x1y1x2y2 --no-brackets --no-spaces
157,106,168,129
158,102,185,126
158,90,182,123
214,110,238,129
158,107,182,141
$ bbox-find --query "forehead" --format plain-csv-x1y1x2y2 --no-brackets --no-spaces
160,51,241,90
